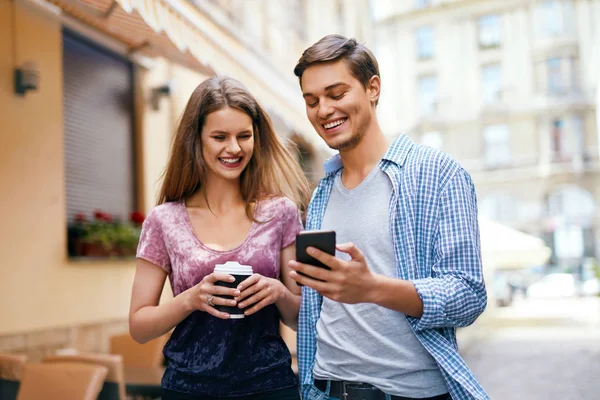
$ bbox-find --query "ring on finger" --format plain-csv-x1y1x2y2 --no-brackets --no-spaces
207,295,215,307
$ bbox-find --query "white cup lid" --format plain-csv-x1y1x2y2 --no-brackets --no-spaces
214,261,253,275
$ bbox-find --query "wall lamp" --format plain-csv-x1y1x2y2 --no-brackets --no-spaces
150,81,173,110
14,61,39,96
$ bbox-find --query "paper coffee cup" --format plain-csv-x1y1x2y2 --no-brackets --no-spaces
213,261,253,319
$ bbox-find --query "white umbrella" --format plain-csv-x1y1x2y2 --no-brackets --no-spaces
479,217,552,270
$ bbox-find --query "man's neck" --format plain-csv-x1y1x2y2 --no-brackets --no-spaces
339,122,389,180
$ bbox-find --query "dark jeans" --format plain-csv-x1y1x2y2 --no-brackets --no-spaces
162,386,300,400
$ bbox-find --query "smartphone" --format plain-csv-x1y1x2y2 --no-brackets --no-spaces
295,230,336,285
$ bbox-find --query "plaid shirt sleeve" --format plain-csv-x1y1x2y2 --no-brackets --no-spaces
298,286,323,398
410,168,487,331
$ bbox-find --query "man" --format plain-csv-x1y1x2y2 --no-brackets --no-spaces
288,34,489,400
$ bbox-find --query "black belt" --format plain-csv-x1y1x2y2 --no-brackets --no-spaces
315,379,451,400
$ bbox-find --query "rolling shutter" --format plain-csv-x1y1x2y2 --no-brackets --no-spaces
63,29,136,222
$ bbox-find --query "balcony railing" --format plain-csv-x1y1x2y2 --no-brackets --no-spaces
462,150,600,183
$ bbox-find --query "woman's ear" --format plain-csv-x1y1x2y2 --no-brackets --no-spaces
367,75,381,105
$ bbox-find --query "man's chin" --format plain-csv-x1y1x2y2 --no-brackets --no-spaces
327,133,362,151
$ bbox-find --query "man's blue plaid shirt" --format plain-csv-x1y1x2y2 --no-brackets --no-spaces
298,134,490,400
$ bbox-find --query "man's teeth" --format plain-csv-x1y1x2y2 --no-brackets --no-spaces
324,119,346,129
220,158,241,164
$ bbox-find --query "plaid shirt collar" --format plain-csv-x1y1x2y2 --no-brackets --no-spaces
323,134,414,176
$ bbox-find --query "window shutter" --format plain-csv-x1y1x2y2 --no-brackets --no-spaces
63,30,135,223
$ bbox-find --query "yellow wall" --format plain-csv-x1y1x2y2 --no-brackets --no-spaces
0,2,130,335
0,1,213,335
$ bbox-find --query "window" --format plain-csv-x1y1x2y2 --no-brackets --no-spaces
483,124,511,167
418,75,437,115
416,27,434,60
290,0,307,40
551,119,565,160
63,30,138,258
478,14,501,49
572,116,584,157
422,131,443,150
547,57,564,92
547,186,596,220
544,57,579,93
550,116,584,161
482,63,502,104
480,193,519,224
541,0,562,36
546,185,596,259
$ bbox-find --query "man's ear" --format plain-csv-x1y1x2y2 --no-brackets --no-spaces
367,75,381,105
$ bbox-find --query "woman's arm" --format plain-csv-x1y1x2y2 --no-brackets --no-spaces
276,243,302,329
236,243,302,330
129,259,240,343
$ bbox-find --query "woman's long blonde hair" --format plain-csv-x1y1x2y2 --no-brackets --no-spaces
157,76,310,219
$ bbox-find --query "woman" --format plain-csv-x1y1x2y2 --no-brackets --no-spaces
129,76,310,400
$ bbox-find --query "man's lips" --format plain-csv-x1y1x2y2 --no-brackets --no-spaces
322,118,347,130
322,118,348,134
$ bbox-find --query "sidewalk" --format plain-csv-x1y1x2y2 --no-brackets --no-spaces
457,295,600,354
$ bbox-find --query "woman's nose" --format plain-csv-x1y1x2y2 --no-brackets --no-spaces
226,138,241,153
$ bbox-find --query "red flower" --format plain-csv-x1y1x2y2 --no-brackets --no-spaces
94,210,113,222
130,211,145,225
75,213,87,222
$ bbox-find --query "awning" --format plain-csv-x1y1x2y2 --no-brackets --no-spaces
48,0,215,75
46,0,315,140
479,217,552,270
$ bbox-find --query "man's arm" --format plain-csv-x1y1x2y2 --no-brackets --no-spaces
409,168,487,331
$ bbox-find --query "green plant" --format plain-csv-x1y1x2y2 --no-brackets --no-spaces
68,210,144,258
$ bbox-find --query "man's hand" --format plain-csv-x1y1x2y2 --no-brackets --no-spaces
288,242,377,304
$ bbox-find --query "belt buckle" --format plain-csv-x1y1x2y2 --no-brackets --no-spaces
342,381,349,400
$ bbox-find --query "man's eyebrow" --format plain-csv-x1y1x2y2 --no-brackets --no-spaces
302,82,349,98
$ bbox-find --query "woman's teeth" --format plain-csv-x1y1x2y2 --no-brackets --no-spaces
219,157,241,164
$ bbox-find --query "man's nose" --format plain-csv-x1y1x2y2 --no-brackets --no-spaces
317,100,334,120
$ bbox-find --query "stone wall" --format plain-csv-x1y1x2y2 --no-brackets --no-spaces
0,320,128,361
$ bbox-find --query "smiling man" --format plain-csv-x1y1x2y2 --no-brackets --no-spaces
288,35,489,400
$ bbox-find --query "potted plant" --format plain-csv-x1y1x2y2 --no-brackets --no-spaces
67,210,145,258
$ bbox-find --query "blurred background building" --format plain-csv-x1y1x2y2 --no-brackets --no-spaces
373,0,600,280
0,0,370,358
1,0,600,398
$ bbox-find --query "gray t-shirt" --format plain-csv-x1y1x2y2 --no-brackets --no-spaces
314,167,448,398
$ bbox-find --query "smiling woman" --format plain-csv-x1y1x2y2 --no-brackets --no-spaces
128,76,309,400
201,107,255,180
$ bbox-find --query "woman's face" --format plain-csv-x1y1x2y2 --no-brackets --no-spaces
200,107,255,182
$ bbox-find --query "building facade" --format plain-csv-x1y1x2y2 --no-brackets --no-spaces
373,0,600,272
0,0,370,357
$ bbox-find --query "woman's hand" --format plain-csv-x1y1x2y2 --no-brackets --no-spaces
184,272,240,319
235,274,285,316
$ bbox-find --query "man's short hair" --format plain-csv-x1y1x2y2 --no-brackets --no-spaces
293,34,380,103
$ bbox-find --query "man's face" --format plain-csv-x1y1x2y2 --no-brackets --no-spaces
301,60,377,151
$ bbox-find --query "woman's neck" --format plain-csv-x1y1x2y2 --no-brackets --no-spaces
186,175,244,214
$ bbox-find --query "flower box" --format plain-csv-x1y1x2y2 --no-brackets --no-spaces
68,210,144,259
